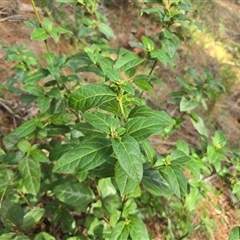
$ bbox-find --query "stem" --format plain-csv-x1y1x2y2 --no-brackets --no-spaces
149,60,157,76
30,0,51,53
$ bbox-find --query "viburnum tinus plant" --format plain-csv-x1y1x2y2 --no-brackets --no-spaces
0,0,232,239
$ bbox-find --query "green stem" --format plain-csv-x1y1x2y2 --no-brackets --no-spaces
30,0,51,53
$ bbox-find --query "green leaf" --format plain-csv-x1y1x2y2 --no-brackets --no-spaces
42,18,53,32
31,28,48,41
124,116,168,141
142,169,172,196
24,85,44,96
38,95,50,113
98,178,116,198
0,233,16,240
17,139,31,153
34,232,55,240
114,51,144,72
150,49,175,66
171,150,191,165
180,96,198,112
30,149,48,163
54,26,72,34
190,114,208,137
112,135,143,183
141,36,154,52
53,138,113,173
51,113,72,125
49,144,73,161
18,157,40,195
0,169,14,193
23,69,49,84
54,182,94,208
84,111,119,134
115,162,138,196
141,139,157,163
13,119,36,138
22,208,45,231
110,221,129,240
97,22,115,39
69,84,116,111
128,215,150,240
176,140,189,155
229,226,240,240
160,165,187,198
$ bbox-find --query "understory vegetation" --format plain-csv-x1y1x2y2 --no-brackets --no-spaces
0,0,239,239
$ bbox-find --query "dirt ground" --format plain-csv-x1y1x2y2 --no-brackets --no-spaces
0,0,240,239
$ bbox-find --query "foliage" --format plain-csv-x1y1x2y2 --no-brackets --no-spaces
0,0,237,239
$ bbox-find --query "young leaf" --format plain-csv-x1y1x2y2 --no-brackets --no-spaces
31,28,48,41
127,215,150,240
53,138,113,173
84,111,119,134
112,135,143,183
142,169,172,196
141,139,157,163
22,208,45,231
30,149,48,163
160,165,187,198
115,162,138,196
69,84,116,111
19,157,40,195
17,139,32,153
141,36,154,52
54,182,94,208
150,49,175,66
190,114,208,137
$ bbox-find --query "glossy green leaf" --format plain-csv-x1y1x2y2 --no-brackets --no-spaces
141,139,157,163
112,135,143,183
98,22,115,38
69,84,116,111
31,28,48,41
84,111,119,134
22,208,45,231
53,138,113,173
160,165,187,198
13,119,36,138
142,169,172,196
229,226,240,240
115,162,138,196
49,144,73,161
54,182,94,208
128,215,150,240
18,157,40,195
110,221,129,240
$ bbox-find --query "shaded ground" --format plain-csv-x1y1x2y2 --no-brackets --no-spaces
0,0,240,239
